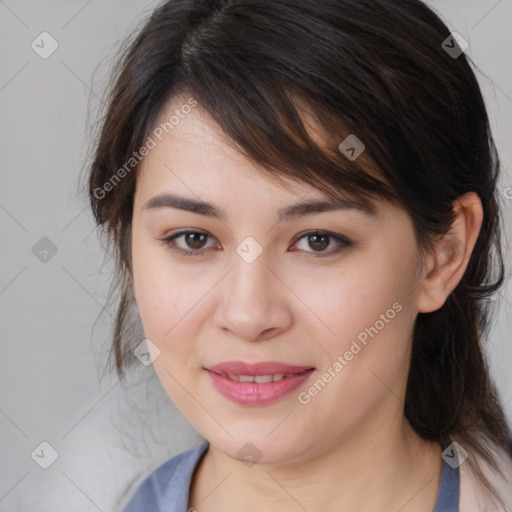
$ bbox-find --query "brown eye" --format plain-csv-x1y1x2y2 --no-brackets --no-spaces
160,230,216,256
292,230,352,256
307,233,330,251
184,232,208,249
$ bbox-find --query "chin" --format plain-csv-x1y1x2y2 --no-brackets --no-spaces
206,429,310,467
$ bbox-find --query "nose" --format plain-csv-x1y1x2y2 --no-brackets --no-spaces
213,251,293,343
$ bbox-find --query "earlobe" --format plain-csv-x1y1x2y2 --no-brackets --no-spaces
416,192,483,313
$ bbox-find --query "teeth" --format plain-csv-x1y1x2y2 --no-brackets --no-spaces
224,373,294,383
254,375,273,383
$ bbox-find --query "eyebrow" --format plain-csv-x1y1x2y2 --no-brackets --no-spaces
142,192,378,222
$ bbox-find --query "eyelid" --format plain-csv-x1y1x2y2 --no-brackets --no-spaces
159,229,353,257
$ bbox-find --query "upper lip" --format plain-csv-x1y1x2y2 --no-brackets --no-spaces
206,361,314,376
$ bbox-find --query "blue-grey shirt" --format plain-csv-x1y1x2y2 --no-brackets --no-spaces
123,441,459,511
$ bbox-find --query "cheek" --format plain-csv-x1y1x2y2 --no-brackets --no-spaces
132,249,205,401
131,245,220,374
297,276,413,438
135,271,205,345
295,250,416,390
289,255,410,347
131,234,194,341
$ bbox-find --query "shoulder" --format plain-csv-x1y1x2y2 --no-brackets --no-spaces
122,442,209,512
459,442,512,511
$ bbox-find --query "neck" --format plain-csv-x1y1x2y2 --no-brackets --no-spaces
189,412,443,512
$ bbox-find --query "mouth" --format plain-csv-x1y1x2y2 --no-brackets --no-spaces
207,360,314,376
205,361,315,405
216,372,302,383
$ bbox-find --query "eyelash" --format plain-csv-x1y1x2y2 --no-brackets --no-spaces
158,230,353,258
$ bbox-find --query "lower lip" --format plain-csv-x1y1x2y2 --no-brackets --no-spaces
206,369,315,405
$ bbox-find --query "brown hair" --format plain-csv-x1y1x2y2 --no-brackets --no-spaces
84,0,511,504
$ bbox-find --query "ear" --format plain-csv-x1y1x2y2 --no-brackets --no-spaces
416,192,483,313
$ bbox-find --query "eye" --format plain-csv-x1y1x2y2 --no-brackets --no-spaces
291,230,352,256
160,230,217,256
159,229,352,257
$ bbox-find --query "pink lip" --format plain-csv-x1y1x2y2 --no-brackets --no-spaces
205,361,315,406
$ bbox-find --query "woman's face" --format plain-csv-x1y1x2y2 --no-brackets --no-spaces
131,95,427,465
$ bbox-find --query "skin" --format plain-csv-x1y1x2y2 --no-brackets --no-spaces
130,94,483,511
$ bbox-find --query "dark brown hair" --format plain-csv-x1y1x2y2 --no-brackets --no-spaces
84,0,511,503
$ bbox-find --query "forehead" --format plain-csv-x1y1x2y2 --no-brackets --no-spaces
135,93,388,221
137,95,310,197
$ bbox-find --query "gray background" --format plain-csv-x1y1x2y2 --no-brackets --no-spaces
0,1,511,511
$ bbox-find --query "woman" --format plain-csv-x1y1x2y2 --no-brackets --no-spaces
86,0,512,510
